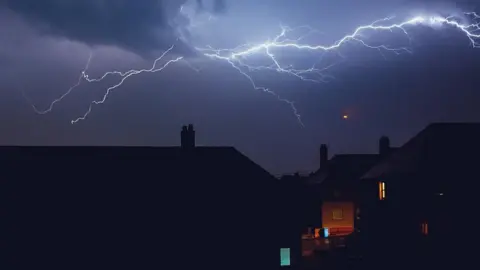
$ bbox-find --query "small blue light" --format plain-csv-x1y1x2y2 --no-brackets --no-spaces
323,227,329,238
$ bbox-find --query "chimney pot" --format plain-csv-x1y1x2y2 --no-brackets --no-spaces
181,124,195,149
320,144,328,170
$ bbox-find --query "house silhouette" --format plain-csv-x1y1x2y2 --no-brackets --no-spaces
1,125,280,270
360,122,480,268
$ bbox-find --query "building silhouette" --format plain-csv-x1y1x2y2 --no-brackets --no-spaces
359,122,480,268
2,125,280,270
293,137,396,264
279,122,480,269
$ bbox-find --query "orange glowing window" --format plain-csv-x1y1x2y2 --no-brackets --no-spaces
332,209,343,220
378,182,386,200
421,222,428,235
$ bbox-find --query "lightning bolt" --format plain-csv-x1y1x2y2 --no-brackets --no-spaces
196,12,480,125
26,44,183,123
25,11,480,126
71,45,183,124
23,53,93,115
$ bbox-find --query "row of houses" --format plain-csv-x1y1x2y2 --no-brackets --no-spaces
281,122,480,269
2,122,478,269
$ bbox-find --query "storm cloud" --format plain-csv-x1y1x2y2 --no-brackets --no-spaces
2,0,480,176
196,0,227,14
213,0,227,14
1,0,195,55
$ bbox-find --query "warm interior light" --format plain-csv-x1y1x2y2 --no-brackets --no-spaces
421,222,428,235
332,208,344,220
378,181,386,200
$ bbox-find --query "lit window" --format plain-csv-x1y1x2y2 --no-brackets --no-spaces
421,222,428,235
323,228,329,238
280,248,291,266
332,209,343,220
378,181,386,200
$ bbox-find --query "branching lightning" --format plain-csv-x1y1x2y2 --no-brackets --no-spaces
26,44,183,123
196,12,480,125
25,10,480,125
71,45,183,124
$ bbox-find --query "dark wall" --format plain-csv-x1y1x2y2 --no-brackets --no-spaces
275,179,305,267
1,157,278,270
358,171,476,268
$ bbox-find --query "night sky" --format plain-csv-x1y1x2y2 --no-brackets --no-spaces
1,0,480,175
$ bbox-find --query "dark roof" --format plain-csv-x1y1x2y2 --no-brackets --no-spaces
2,145,278,268
309,154,380,185
0,145,275,181
0,145,230,158
362,122,480,179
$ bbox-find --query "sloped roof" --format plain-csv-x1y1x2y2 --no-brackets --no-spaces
0,145,231,158
362,122,480,179
0,145,275,182
1,145,278,268
309,154,380,185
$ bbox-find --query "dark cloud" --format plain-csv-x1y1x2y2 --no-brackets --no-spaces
1,0,195,55
213,0,227,14
196,0,205,11
196,0,227,14
402,0,479,9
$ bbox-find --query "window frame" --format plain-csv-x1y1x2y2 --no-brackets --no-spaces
332,208,344,220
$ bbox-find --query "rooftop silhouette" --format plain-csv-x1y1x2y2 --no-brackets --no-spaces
2,124,280,270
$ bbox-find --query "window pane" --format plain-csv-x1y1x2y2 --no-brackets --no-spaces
332,209,343,220
280,248,291,266
379,182,386,200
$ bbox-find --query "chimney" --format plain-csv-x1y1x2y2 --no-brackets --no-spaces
320,144,328,170
379,136,390,157
181,124,195,149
